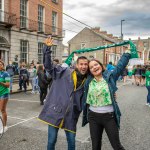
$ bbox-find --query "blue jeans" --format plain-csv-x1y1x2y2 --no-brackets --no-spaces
47,125,76,150
146,86,150,103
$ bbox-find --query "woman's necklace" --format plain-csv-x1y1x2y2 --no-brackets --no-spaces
95,76,103,82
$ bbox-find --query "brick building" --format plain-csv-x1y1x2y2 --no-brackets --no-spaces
0,0,64,65
132,37,150,64
68,27,127,65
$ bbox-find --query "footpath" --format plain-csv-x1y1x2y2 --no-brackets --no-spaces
12,83,32,94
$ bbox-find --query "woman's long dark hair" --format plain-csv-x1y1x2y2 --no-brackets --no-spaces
89,59,105,75
37,64,44,73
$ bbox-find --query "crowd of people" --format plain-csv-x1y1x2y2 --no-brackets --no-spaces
0,37,150,150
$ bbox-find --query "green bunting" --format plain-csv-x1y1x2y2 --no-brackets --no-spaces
65,40,138,66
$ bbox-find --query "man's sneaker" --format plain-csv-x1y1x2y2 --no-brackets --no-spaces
31,91,35,94
146,103,149,106
4,126,8,133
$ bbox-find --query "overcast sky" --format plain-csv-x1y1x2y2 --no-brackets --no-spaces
63,0,150,45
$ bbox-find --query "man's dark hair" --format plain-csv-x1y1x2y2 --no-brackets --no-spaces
76,56,88,64
109,62,112,65
53,58,59,64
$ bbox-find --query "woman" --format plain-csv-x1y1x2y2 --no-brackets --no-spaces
28,63,37,94
82,50,131,150
0,60,10,133
145,67,150,106
121,67,128,85
133,65,141,86
37,65,49,105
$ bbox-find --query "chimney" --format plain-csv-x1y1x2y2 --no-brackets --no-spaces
91,27,100,33
138,37,140,40
107,34,113,38
100,31,107,35
113,36,118,41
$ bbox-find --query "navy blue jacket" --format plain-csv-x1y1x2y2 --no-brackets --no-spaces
82,52,131,128
38,46,86,133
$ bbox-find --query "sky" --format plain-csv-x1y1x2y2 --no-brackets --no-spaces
63,0,150,45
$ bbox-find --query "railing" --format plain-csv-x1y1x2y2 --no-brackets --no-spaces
0,10,16,26
15,17,65,38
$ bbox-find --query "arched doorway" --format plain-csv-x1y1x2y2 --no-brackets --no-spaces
0,36,10,65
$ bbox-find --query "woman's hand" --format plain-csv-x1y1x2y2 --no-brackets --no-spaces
45,37,53,46
0,82,10,88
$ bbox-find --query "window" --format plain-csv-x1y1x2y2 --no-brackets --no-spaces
38,43,44,63
20,0,27,28
0,0,4,22
20,40,28,63
0,0,2,21
51,45,57,59
38,5,44,32
81,43,86,49
52,0,58,3
109,54,115,64
0,0,2,10
52,11,57,33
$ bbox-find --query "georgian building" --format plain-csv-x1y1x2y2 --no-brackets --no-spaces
0,0,64,65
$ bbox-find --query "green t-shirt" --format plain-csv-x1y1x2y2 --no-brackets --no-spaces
0,71,10,96
86,78,112,107
145,71,150,86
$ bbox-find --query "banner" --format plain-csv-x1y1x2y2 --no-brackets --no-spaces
65,40,138,66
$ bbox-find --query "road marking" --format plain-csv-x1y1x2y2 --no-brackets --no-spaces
8,116,37,128
8,116,26,121
10,99,39,103
76,136,90,143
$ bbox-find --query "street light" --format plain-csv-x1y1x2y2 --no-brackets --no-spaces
121,19,125,40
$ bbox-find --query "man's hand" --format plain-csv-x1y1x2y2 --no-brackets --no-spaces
45,37,53,46
114,93,117,100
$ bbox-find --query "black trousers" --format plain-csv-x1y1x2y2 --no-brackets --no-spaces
89,111,125,150
40,87,47,104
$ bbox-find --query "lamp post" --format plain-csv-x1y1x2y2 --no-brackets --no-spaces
121,19,125,40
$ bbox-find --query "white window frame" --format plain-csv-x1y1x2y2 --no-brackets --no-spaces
20,40,28,64
38,5,44,32
81,43,86,49
52,11,57,34
20,0,28,28
108,53,115,64
51,45,57,59
38,42,44,63
0,0,4,22
52,0,58,4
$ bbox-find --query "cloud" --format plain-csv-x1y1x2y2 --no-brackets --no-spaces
63,0,150,44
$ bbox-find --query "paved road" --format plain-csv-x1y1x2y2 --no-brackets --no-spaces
0,81,150,150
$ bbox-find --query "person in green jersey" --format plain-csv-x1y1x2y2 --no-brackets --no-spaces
0,60,10,133
145,67,150,106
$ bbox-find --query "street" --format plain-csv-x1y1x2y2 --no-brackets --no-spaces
0,80,150,150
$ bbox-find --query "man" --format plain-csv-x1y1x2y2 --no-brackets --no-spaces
106,61,115,72
38,38,89,150
6,61,15,93
53,58,60,65
18,63,29,92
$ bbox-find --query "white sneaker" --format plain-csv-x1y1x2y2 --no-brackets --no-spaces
31,91,35,94
0,128,3,134
4,126,8,133
146,103,149,106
